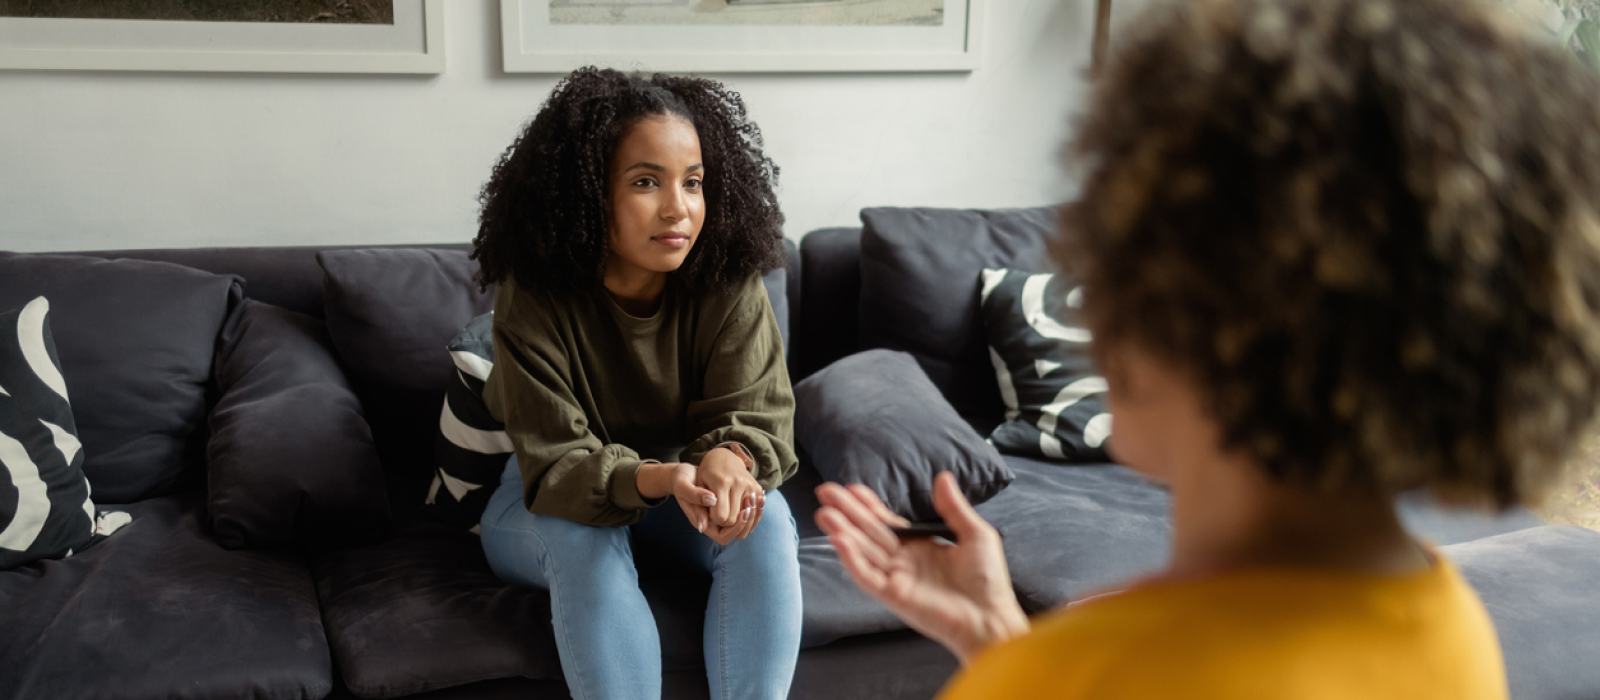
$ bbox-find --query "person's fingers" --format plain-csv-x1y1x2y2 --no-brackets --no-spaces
816,483,901,552
817,507,896,571
931,472,993,543
713,482,735,526
678,500,709,533
828,525,889,594
748,497,765,535
846,484,911,527
689,484,718,508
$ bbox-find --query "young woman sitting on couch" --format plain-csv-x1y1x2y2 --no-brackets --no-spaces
817,0,1600,697
469,67,801,700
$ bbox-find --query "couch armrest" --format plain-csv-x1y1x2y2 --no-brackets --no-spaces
208,299,391,549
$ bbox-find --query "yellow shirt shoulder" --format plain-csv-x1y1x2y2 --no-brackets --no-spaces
938,557,1506,700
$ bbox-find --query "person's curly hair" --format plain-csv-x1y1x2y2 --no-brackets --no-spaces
1063,0,1600,508
471,67,786,294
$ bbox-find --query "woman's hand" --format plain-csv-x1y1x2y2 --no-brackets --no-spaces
815,472,1030,664
637,462,720,533
697,446,764,545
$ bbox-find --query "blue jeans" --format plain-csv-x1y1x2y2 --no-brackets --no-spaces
480,457,803,700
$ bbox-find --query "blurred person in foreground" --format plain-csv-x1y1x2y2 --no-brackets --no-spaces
815,0,1600,697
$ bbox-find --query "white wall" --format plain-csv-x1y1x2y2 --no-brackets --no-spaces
0,0,1099,253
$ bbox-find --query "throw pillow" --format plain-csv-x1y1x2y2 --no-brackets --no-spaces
318,248,497,480
857,206,1058,419
424,312,513,531
979,268,1113,461
0,252,242,503
208,299,391,549
794,349,1013,522
1,297,128,569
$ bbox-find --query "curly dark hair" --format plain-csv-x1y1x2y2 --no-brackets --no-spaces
471,67,786,294
1063,0,1600,508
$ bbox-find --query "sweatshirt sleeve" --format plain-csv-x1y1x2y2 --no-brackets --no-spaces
487,287,666,528
680,274,800,492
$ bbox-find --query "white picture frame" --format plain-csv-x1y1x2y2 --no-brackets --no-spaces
0,0,444,74
500,0,984,73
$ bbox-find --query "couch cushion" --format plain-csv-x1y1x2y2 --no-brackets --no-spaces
313,512,710,698
318,249,497,479
794,349,1012,522
857,207,1057,419
425,312,512,530
976,457,1173,613
0,297,97,569
979,268,1112,462
794,227,864,382
0,253,241,503
0,490,330,700
209,299,391,550
1443,525,1600,700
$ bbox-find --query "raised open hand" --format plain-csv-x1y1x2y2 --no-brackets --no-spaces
814,472,1030,664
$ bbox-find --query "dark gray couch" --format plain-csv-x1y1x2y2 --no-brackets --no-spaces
2,207,1598,700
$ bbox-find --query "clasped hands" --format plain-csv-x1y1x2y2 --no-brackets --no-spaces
639,446,764,546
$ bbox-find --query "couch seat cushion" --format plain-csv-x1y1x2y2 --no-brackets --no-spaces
976,457,1173,613
313,509,711,698
0,491,330,700
0,253,241,503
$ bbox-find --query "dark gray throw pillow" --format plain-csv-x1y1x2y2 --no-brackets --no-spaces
0,252,242,503
424,311,513,531
208,300,391,549
1,297,128,569
318,248,497,479
794,349,1013,521
857,207,1058,420
979,268,1113,461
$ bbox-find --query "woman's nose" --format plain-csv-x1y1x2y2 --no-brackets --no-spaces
661,187,689,222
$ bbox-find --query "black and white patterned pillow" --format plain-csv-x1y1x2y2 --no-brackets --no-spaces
422,312,513,531
978,269,1113,462
1,297,129,569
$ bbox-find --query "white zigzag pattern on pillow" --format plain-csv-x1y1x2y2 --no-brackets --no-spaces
450,351,494,382
440,399,514,454
1,297,70,553
988,347,1022,422
1021,274,1092,344
1037,376,1109,459
0,430,49,551
18,297,69,402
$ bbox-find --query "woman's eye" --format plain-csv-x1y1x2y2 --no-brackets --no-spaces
633,178,656,188
686,178,703,190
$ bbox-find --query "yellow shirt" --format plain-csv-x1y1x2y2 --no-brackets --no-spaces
939,557,1507,700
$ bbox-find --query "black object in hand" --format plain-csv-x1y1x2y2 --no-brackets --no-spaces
890,522,958,540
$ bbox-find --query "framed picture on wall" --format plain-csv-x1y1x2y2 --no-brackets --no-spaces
500,0,985,73
0,0,444,74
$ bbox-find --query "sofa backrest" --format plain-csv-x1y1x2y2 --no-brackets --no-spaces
794,208,1061,421
67,242,798,481
68,244,471,320
792,227,863,382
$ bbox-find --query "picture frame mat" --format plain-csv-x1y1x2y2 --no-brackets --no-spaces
502,0,983,73
0,0,444,74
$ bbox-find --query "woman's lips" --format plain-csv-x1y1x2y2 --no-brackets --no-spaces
652,233,691,249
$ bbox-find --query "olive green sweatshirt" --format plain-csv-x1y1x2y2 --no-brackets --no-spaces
483,271,799,528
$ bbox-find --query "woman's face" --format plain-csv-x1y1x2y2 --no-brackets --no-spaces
606,114,706,280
